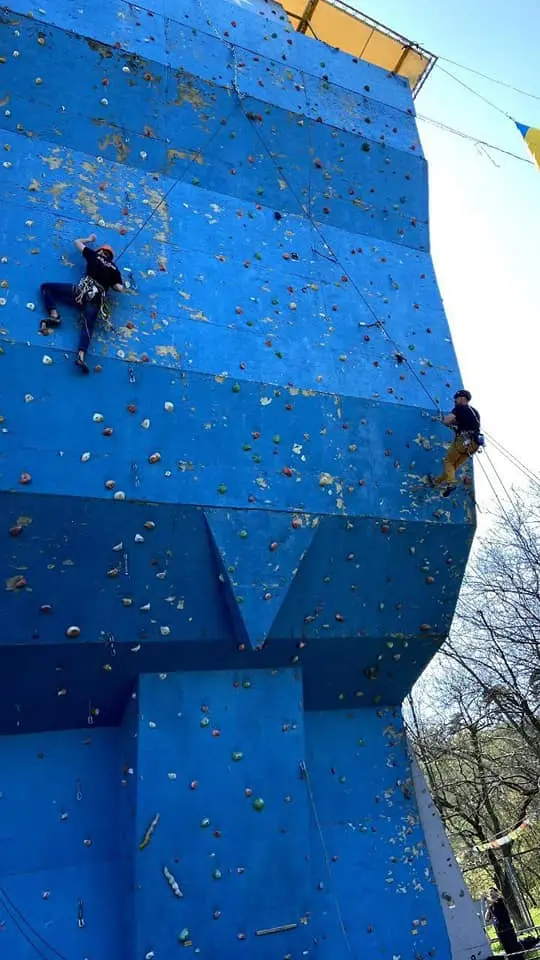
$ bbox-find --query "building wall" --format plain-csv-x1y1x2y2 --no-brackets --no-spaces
0,0,476,955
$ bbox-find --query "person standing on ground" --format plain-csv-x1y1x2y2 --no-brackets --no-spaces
39,233,124,373
431,389,481,496
484,888,524,960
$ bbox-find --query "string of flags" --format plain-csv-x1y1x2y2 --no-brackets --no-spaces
474,819,530,852
516,122,540,167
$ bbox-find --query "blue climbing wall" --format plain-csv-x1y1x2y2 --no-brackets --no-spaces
0,0,475,955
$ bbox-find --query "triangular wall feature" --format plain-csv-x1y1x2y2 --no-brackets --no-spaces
204,508,319,650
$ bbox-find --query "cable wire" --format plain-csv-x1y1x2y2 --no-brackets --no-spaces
436,65,514,120
484,433,540,491
416,114,534,166
437,55,540,105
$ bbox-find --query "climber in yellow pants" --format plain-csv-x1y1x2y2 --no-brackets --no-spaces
431,389,481,497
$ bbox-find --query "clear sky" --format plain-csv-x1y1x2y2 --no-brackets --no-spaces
350,0,540,512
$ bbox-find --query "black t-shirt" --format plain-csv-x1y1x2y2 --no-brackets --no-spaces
489,897,512,930
83,247,122,291
453,403,481,435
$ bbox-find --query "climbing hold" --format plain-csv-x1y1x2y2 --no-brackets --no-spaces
8,524,23,537
19,473,32,485
163,866,183,898
139,813,160,850
65,626,81,638
252,797,265,812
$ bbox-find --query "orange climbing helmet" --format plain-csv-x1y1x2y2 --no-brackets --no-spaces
97,244,115,260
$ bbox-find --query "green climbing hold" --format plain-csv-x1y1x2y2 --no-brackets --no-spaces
200,717,210,727
361,143,371,152
239,530,248,539
252,797,265,812
272,435,281,444
217,484,227,495
242,679,251,689
232,383,241,393
212,868,222,880
231,751,244,762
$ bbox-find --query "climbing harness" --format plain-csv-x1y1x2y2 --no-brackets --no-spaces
73,275,112,328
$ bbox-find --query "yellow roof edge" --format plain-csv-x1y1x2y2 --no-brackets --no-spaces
280,0,437,96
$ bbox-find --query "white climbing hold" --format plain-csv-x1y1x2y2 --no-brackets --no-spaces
42,355,53,365
131,644,141,652
319,472,334,486
24,394,34,403
140,151,148,160
92,413,104,422
122,66,131,73
100,98,109,106
80,452,90,462
25,219,33,227
134,534,144,543
160,626,170,636
167,772,177,780
0,298,6,306
112,542,123,551
26,302,35,311
164,401,174,412
141,418,150,429
140,603,151,612
122,598,132,606
114,491,126,500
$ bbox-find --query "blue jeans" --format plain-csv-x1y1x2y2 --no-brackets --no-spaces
40,281,99,354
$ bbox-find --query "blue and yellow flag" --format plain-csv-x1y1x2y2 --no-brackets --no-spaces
516,121,540,167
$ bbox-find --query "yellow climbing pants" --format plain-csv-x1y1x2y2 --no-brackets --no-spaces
435,435,478,485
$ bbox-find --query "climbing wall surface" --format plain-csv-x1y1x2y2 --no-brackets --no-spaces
0,0,476,955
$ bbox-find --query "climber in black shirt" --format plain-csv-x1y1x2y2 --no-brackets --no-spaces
39,233,124,373
432,389,481,496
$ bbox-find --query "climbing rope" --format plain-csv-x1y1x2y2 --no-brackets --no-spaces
115,97,240,264
300,761,354,956
0,887,68,960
